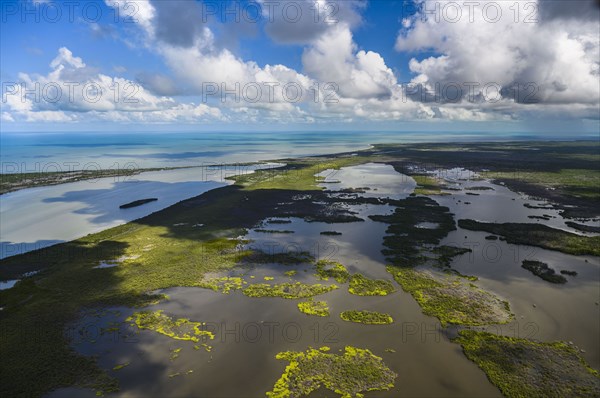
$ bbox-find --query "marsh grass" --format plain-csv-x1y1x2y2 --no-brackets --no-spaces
411,175,450,196
242,282,338,299
347,274,395,296
314,260,351,283
454,330,600,398
387,266,513,326
267,346,396,397
340,310,394,325
127,310,215,343
297,300,330,317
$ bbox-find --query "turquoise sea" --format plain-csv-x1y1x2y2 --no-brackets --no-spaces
0,130,579,172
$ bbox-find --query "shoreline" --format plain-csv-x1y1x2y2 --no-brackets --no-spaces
0,162,278,196
2,137,596,195
0,162,285,260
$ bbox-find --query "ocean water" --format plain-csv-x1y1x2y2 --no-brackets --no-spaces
0,130,559,172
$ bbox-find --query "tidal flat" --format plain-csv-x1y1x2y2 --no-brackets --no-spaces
1,141,599,398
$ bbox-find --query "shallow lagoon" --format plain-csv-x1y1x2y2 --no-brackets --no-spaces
0,164,281,260
50,163,598,397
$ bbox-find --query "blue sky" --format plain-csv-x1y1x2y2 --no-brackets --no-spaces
1,0,599,134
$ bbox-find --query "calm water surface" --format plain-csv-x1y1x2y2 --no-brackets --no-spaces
49,164,599,397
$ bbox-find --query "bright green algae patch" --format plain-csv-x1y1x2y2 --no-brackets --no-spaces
387,266,512,326
454,330,600,398
348,274,395,296
297,300,330,317
340,310,394,325
196,276,247,293
127,310,215,343
266,346,397,398
243,282,338,299
315,260,351,283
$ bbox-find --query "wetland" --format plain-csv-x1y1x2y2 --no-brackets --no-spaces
1,141,599,398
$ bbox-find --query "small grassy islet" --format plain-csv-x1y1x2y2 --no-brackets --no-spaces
297,300,330,317
521,260,567,284
126,310,215,343
340,310,394,325
266,346,397,398
348,274,395,296
243,282,338,299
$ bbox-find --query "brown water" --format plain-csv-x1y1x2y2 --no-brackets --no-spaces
50,163,599,397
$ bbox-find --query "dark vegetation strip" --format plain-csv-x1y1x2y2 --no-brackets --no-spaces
458,219,600,256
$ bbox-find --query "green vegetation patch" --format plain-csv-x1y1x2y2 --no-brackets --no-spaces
236,156,368,191
348,274,395,296
243,282,338,299
454,330,600,398
340,310,394,325
521,260,567,284
484,169,600,200
387,266,512,326
297,300,330,317
127,310,215,343
458,219,600,256
196,276,247,293
266,346,396,397
412,175,450,196
315,260,351,283
370,196,456,266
